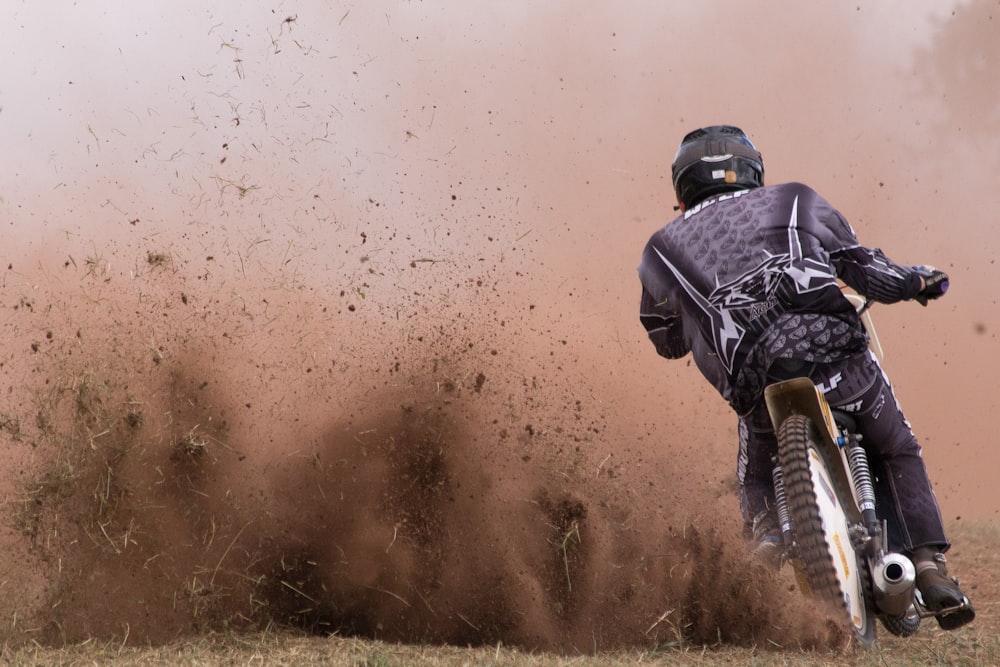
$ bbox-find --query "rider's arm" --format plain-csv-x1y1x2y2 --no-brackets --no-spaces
830,245,924,303
805,192,925,303
640,285,689,359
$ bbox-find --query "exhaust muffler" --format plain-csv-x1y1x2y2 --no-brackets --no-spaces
872,553,916,617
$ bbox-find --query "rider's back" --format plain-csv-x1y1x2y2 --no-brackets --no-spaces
640,181,865,408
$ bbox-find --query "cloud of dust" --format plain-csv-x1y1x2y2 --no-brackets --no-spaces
0,251,844,649
0,0,995,651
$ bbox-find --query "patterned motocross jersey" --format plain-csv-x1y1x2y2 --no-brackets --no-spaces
638,182,924,414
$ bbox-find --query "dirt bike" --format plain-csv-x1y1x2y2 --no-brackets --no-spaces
763,293,973,645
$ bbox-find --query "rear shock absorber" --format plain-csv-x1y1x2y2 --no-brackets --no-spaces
771,462,794,550
846,440,879,535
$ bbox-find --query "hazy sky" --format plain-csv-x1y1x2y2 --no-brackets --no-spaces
2,1,969,246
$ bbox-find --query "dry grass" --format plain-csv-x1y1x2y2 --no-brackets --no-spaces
4,520,996,667
3,626,998,667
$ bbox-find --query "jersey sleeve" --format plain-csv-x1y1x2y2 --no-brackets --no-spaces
808,190,923,303
831,245,923,302
639,284,689,359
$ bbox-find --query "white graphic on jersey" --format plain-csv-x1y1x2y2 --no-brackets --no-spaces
709,254,788,308
653,195,837,373
653,246,746,373
705,197,834,316
784,196,836,292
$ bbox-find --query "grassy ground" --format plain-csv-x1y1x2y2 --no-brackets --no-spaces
5,521,995,667
3,628,996,667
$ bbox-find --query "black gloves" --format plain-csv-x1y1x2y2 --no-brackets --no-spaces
914,266,949,306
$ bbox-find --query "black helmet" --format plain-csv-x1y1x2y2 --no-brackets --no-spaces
671,125,764,209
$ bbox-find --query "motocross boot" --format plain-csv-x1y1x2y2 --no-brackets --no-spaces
749,510,782,570
912,547,976,630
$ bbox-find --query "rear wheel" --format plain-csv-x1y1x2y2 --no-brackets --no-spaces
777,414,876,646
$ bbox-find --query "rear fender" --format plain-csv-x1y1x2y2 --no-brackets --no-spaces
764,377,862,523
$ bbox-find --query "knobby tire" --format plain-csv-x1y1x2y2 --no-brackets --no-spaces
777,414,876,646
880,610,921,637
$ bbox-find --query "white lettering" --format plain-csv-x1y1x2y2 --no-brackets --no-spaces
683,189,751,220
817,372,843,394
749,296,777,320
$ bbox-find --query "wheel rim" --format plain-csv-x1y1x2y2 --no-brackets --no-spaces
807,447,867,632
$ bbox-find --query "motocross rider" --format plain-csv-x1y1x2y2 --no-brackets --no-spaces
638,125,975,630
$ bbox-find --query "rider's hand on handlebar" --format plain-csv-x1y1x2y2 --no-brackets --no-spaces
914,265,949,306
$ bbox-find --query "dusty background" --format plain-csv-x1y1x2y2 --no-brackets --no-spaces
0,0,996,651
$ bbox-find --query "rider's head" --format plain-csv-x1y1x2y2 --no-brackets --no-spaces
671,125,764,210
